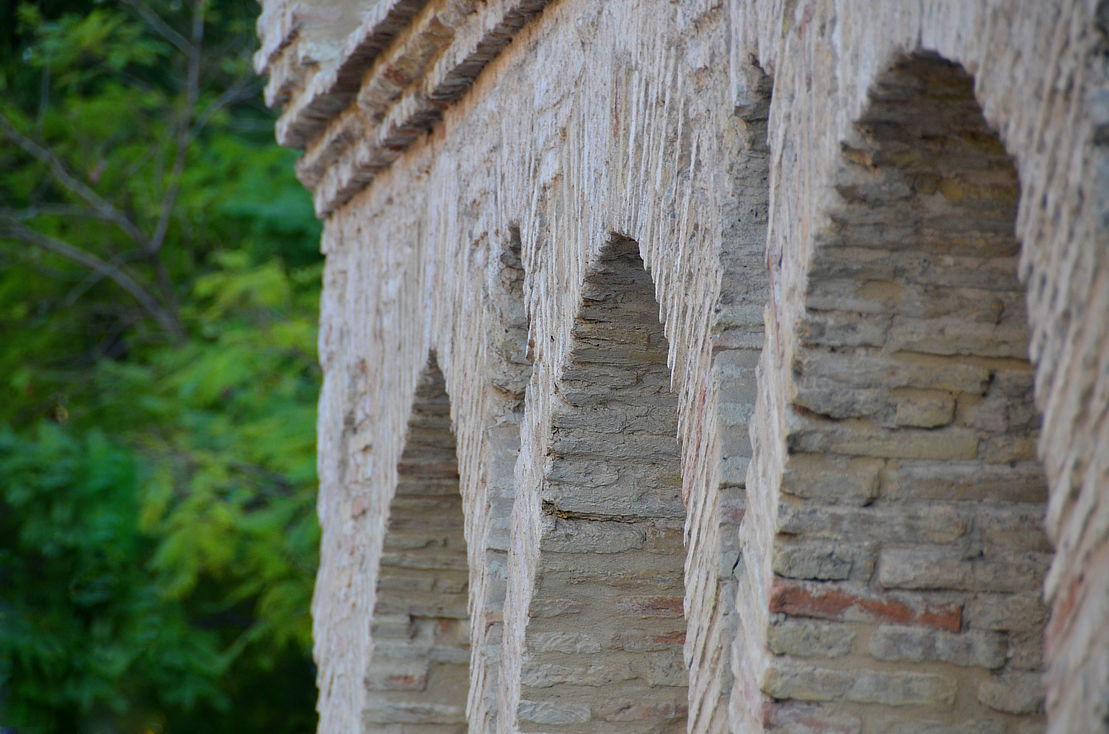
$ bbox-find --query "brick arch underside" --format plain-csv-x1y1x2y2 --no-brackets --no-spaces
766,53,1051,732
517,238,688,732
364,358,470,732
470,227,532,731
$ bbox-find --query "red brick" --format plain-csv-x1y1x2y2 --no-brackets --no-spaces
615,628,686,651
616,595,685,618
769,578,962,633
382,674,425,691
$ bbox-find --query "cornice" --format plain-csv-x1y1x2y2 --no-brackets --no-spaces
257,0,552,217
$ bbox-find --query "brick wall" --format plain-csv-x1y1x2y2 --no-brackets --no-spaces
752,53,1050,733
256,0,1107,731
519,238,687,731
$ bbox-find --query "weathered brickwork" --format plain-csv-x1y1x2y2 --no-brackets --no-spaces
755,53,1051,733
366,358,470,730
519,238,688,731
256,1,1107,732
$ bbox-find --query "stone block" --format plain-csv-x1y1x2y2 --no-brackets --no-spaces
882,460,1046,503
869,624,1007,668
614,627,685,652
517,699,591,725
521,658,637,688
528,631,603,654
1008,628,1045,670
615,595,684,619
891,387,956,427
882,720,1006,734
797,310,891,348
965,592,1046,631
539,516,647,554
365,659,429,691
977,672,1044,714
362,699,467,725
788,419,980,461
766,702,862,734
645,648,687,686
777,502,967,544
768,619,856,658
792,350,991,393
780,454,882,505
980,435,1039,463
792,378,888,419
886,316,1030,359
878,546,1051,592
595,699,687,722
762,660,956,706
772,540,868,580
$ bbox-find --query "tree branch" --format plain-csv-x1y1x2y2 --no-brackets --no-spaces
0,204,118,222
148,0,205,257
191,74,261,136
0,220,182,337
0,114,148,246
121,0,192,56
63,248,148,308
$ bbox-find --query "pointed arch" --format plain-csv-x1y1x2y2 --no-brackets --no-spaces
516,237,688,732
762,52,1051,732
364,355,471,731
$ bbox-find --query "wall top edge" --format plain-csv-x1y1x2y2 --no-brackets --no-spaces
256,0,552,217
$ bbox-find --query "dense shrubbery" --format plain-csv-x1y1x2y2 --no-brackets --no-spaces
0,2,321,730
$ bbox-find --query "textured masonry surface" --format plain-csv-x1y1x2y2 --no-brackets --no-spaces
256,1,1108,732
366,359,470,731
751,53,1051,733
520,239,688,731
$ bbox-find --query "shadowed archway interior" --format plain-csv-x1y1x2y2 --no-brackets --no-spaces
764,53,1051,732
517,237,689,732
364,356,470,732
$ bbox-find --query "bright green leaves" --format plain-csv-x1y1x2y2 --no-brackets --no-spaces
0,426,227,731
0,1,321,730
22,7,167,83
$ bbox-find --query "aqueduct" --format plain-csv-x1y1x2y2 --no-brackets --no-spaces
256,1,1108,731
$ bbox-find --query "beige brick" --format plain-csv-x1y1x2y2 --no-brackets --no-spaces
892,388,956,428
977,672,1044,715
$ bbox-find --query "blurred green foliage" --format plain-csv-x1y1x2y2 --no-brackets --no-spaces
0,1,322,730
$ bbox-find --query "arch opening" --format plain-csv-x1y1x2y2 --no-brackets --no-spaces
364,356,470,732
517,237,688,732
766,53,1051,732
